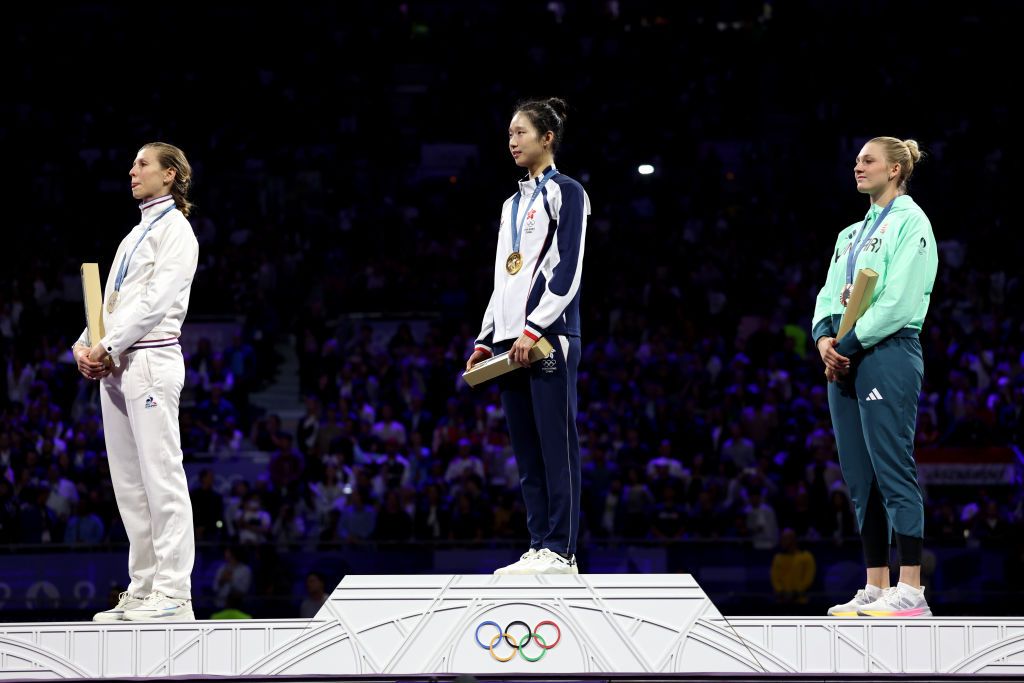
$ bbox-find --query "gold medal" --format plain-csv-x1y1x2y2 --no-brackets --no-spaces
106,291,119,314
506,252,522,275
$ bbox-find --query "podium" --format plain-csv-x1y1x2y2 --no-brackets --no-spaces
2,574,1023,678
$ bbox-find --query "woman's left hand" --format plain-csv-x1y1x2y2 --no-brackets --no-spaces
509,334,537,368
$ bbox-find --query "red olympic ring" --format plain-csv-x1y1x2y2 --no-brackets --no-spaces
534,620,561,649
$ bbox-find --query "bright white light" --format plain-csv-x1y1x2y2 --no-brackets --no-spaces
638,164,655,175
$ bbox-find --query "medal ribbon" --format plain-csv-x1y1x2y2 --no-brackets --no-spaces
114,203,175,295
510,168,559,255
846,197,895,286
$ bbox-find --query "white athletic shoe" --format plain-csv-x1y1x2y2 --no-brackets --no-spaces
857,582,932,617
828,584,884,616
494,548,539,575
124,591,195,622
93,591,145,622
525,548,579,575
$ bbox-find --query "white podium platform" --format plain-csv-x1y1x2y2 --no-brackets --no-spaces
1,574,1023,679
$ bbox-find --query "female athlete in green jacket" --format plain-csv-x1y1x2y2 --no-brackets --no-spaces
812,136,938,617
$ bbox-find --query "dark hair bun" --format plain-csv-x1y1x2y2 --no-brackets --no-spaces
546,97,569,122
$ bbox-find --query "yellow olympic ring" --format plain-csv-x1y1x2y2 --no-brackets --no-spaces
488,632,517,662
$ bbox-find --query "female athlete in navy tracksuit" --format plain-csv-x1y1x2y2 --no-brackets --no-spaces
466,97,590,575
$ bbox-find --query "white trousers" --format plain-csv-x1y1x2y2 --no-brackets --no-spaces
100,345,194,599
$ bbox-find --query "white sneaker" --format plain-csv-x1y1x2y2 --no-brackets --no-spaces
828,584,884,616
857,582,932,617
124,591,195,622
93,591,145,622
525,548,579,575
494,548,538,575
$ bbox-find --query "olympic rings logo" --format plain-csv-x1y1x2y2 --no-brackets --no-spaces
474,620,562,662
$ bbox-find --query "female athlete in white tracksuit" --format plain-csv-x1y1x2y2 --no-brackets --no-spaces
74,142,199,621
466,97,590,575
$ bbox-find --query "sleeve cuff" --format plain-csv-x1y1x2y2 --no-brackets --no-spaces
811,317,834,347
99,336,122,368
473,344,492,357
834,328,864,358
523,322,542,341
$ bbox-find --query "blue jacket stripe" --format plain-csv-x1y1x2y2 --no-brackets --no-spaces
548,178,585,296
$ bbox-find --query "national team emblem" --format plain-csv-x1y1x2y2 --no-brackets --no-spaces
145,395,158,409
878,221,889,236
527,209,536,220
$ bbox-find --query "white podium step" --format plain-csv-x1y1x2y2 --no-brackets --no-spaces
1,574,1023,679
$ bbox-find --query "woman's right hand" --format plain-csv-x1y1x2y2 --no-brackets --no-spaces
75,345,112,380
817,337,850,375
465,349,490,371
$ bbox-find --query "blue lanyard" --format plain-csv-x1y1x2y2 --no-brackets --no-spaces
510,168,559,253
846,198,895,284
114,204,175,293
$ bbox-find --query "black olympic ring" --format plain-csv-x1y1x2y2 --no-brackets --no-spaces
474,620,562,662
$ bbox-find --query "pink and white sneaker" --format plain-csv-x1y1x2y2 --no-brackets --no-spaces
857,582,932,617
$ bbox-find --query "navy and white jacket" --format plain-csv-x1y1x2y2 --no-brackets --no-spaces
475,165,590,354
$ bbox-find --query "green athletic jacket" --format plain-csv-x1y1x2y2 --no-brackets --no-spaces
811,195,939,357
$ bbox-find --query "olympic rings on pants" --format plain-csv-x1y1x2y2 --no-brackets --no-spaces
474,620,562,662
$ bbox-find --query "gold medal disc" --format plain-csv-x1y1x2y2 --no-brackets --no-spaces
506,252,522,275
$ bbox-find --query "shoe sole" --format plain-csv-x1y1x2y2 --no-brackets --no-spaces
124,610,196,622
93,613,126,622
827,611,861,617
856,608,932,617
